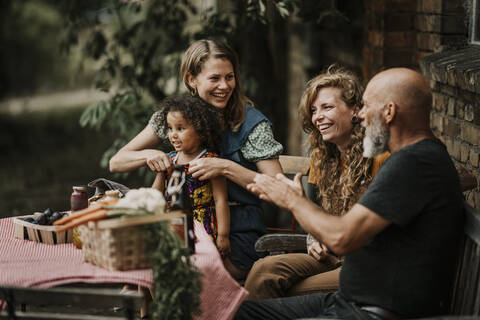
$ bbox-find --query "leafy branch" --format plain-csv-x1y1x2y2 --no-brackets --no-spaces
143,221,202,320
58,0,345,181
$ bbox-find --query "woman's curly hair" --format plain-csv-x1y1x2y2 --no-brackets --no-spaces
299,65,373,215
157,94,222,153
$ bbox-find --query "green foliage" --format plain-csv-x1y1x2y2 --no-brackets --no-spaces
144,222,202,320
0,0,74,98
58,0,345,175
0,107,147,217
58,0,197,178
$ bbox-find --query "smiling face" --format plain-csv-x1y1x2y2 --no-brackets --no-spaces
187,57,236,109
311,87,356,150
167,111,202,156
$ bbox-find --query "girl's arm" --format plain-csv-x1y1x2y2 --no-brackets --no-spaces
210,176,231,258
152,171,166,193
109,126,172,173
189,158,283,188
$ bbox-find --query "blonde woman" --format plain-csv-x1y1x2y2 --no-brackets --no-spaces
110,39,283,280
244,65,389,299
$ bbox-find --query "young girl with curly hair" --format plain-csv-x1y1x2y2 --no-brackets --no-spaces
151,94,230,258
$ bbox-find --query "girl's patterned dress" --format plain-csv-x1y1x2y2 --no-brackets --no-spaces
165,150,218,240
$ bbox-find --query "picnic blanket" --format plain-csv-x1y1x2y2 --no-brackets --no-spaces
0,217,247,320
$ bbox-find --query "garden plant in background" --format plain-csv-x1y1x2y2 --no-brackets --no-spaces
58,0,343,183
0,0,353,219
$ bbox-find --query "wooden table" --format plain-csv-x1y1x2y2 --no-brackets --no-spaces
0,217,247,320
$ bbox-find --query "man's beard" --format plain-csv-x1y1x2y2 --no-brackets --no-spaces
363,111,389,158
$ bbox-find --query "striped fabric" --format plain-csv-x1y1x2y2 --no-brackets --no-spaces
0,218,247,320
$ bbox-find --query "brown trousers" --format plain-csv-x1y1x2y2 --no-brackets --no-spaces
244,253,341,301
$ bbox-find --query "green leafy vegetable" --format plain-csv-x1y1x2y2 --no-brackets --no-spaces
143,222,202,320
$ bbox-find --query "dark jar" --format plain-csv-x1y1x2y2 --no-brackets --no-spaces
71,186,88,212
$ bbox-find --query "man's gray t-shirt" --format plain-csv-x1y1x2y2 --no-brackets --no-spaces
340,139,464,318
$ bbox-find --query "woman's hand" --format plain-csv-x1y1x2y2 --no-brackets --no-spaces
189,158,226,181
145,150,172,172
307,240,329,261
109,126,167,173
216,234,231,259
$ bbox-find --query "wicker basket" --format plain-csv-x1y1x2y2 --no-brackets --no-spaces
79,211,186,271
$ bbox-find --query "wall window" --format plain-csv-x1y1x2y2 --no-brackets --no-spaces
472,0,480,44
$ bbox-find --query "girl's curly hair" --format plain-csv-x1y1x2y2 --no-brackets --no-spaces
157,94,222,153
299,65,373,215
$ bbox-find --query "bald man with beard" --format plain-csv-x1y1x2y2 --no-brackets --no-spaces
235,68,464,320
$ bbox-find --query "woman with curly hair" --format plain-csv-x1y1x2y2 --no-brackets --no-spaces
151,94,231,258
244,65,389,300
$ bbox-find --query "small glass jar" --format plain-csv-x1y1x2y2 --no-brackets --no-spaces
70,186,88,250
71,186,88,212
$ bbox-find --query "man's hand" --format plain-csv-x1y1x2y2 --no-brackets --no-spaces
247,172,304,211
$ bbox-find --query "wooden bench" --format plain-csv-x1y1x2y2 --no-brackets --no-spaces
265,155,310,233
451,203,480,316
0,286,144,320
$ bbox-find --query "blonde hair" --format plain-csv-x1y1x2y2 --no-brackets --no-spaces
299,65,372,215
180,39,252,132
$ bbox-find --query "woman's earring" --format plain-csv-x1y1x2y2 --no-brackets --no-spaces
351,115,360,124
190,87,197,96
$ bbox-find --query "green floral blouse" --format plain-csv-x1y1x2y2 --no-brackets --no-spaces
148,111,283,162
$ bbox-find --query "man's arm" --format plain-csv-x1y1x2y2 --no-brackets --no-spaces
248,173,391,255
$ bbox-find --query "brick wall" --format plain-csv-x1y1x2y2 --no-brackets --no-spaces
421,47,480,209
416,0,468,58
364,0,478,208
363,0,417,80
363,0,468,78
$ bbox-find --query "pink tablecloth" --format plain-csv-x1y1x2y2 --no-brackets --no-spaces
0,218,247,320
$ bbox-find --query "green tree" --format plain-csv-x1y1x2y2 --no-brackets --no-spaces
59,0,198,182
0,0,75,98
59,0,343,180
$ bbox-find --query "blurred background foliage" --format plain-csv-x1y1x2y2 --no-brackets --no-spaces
0,0,363,221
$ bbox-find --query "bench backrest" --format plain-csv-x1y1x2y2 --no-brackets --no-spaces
268,156,310,233
451,203,480,315
0,286,143,320
279,155,310,176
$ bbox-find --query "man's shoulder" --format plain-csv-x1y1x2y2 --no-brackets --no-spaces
398,138,446,156
386,138,448,167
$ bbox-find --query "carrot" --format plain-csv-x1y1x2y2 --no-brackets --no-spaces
53,199,118,226
56,210,109,232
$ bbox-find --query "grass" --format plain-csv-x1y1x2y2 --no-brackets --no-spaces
0,106,146,218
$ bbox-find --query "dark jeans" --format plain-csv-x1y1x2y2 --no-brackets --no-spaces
234,292,374,320
229,205,267,271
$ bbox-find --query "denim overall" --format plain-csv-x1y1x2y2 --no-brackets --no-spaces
220,106,271,270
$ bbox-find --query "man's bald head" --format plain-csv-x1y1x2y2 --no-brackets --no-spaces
365,68,432,117
360,68,434,156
